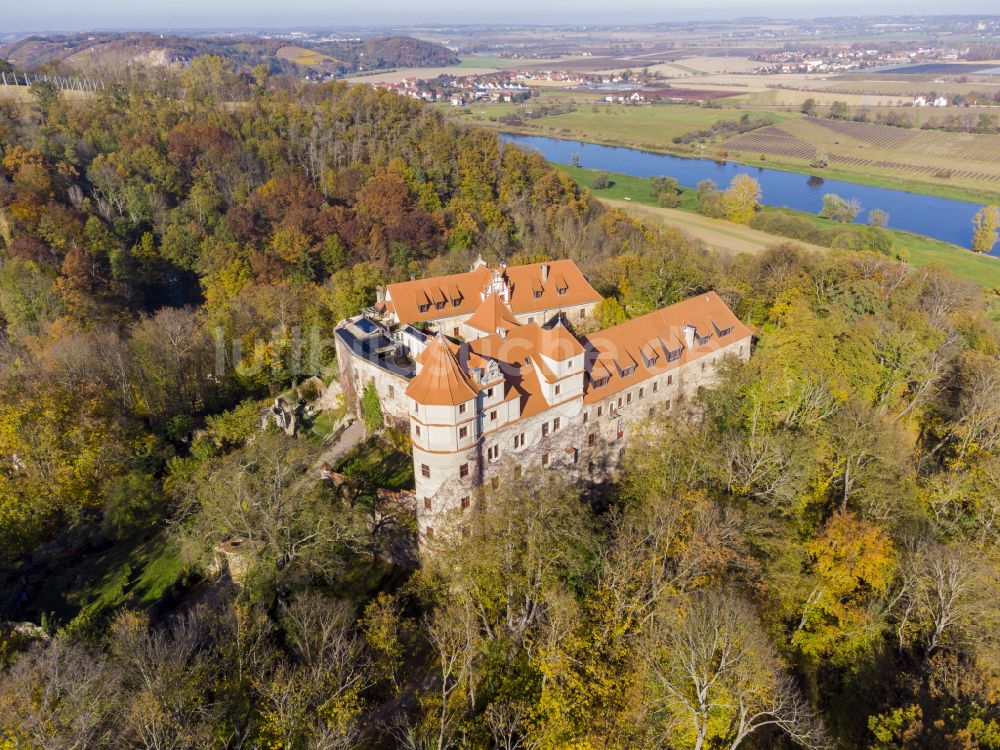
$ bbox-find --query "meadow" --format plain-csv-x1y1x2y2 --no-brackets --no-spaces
556,164,1000,310
453,95,1000,202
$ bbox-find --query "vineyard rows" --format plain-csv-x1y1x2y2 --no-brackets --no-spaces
724,118,1000,183
724,126,818,160
803,117,920,148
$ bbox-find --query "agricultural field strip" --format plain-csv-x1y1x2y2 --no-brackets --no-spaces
725,117,1000,183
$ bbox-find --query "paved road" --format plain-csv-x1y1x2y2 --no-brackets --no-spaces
312,418,366,472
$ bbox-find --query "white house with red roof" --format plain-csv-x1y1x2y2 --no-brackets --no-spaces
334,258,753,550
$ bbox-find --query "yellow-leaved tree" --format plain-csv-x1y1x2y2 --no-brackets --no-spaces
793,509,896,661
723,174,763,225
971,204,999,254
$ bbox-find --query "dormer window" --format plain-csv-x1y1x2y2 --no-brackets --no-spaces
418,303,430,313
712,320,733,337
695,332,712,346
534,290,543,299
621,365,636,377
591,376,610,389
435,301,446,310
666,347,682,363
556,287,566,296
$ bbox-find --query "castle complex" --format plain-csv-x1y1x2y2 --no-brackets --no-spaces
334,259,753,548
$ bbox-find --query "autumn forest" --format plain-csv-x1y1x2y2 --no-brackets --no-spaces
0,58,999,749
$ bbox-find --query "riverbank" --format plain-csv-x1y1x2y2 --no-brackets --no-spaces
556,164,1000,315
488,120,1000,206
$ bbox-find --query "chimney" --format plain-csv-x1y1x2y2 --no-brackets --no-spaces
682,324,696,350
540,263,549,283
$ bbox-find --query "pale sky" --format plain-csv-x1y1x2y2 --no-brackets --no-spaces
4,1,999,34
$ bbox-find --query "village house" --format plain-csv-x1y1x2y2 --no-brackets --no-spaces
334,259,753,549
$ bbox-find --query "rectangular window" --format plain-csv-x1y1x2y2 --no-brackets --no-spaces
514,465,522,479
453,327,459,337
388,385,394,397
426,526,435,540
542,423,549,437
618,398,623,408
553,417,560,432
667,374,673,385
461,496,470,510
588,432,596,447
583,411,589,424
542,452,549,467
490,410,498,421
459,403,466,414
486,387,494,398
626,392,632,405
459,426,468,439
423,497,431,510
415,424,421,436
554,384,561,396
597,406,603,417
639,387,644,399
579,309,586,319
653,380,658,393
460,463,469,478
421,464,430,478
701,362,706,372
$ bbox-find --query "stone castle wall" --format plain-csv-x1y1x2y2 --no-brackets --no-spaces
414,333,752,547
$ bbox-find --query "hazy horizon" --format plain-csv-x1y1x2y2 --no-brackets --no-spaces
5,2,1000,35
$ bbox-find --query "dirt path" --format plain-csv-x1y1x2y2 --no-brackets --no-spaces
600,198,830,256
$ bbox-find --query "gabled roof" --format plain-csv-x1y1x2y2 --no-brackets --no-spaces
583,291,752,403
405,333,477,406
384,260,601,326
465,292,521,335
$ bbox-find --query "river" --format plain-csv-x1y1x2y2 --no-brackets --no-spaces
501,133,996,255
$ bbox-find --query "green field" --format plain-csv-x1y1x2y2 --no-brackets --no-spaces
458,99,783,151
557,164,1000,308
450,97,1000,204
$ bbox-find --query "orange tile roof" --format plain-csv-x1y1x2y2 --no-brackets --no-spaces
535,319,585,362
405,333,478,406
384,260,601,326
465,292,521,335
582,291,752,404
505,260,601,315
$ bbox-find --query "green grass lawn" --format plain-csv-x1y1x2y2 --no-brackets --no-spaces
336,436,414,492
307,410,336,445
6,531,189,628
559,164,1000,312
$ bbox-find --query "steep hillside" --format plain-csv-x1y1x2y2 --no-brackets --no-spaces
0,32,458,75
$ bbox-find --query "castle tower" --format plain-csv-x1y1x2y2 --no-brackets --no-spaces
405,333,500,546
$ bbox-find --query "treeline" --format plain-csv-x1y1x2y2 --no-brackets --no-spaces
672,112,774,145
1,58,999,749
